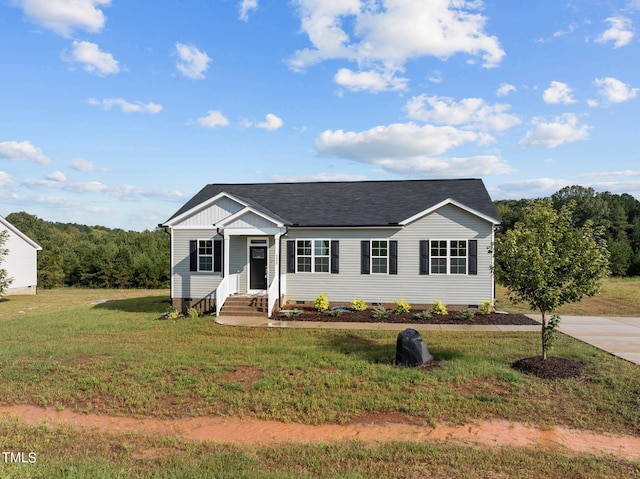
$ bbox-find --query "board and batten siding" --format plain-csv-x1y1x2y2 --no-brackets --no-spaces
175,197,244,227
283,204,495,305
171,228,222,299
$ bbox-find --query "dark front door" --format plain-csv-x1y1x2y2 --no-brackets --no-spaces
249,246,267,290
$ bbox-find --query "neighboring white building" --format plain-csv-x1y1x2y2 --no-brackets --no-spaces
1,215,42,295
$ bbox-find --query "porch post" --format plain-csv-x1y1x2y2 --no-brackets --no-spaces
223,233,230,279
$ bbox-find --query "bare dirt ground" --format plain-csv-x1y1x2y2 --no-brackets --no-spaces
1,405,639,461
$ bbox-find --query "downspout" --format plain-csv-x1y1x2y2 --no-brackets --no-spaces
278,226,289,311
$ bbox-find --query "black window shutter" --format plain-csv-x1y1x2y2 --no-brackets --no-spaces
330,240,339,274
189,240,197,272
213,239,222,273
419,240,429,275
286,240,296,274
361,241,370,274
469,240,478,275
389,240,398,275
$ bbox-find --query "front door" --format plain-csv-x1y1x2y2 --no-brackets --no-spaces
249,246,267,290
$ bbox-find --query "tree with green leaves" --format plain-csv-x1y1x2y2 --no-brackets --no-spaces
493,199,610,360
0,230,13,296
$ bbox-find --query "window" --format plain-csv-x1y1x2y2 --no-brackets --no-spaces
361,240,397,275
430,240,447,274
198,240,213,271
189,239,222,273
430,240,467,275
296,240,330,273
371,240,388,274
450,240,467,274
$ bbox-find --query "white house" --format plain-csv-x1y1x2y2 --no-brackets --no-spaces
161,179,502,317
0,215,42,295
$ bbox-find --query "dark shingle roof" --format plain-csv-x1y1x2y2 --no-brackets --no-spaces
165,179,501,227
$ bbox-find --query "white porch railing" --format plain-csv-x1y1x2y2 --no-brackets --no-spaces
215,273,239,316
267,276,278,318
267,274,285,318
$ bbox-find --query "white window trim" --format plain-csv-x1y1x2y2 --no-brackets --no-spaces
371,239,389,275
197,238,214,273
295,239,331,273
429,239,468,275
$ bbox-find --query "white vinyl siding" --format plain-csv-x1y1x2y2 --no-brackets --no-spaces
283,204,495,305
172,229,222,299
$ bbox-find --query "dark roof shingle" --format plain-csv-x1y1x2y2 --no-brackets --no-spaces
165,179,500,227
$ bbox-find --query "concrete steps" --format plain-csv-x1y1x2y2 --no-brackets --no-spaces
220,294,269,317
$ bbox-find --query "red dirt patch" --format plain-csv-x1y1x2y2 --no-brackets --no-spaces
1,405,639,461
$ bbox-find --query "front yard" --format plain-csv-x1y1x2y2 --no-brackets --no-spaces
0,288,639,477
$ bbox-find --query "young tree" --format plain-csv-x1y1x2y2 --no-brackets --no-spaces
0,230,13,296
493,200,609,359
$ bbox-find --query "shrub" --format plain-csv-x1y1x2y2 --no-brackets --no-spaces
314,292,329,312
430,299,448,315
457,309,474,321
283,309,302,318
413,310,432,320
372,306,391,320
327,309,343,317
186,307,200,319
393,298,411,314
479,300,494,315
351,299,368,311
164,308,182,320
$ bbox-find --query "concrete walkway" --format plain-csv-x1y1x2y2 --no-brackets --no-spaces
216,315,640,366
215,316,540,332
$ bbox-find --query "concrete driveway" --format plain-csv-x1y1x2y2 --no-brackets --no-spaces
550,316,640,365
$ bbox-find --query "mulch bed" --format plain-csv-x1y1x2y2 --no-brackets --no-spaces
512,356,586,379
276,308,539,325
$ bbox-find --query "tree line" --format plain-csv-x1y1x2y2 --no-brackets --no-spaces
495,185,640,276
5,212,170,289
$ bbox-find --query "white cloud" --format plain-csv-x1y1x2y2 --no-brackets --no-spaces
314,121,514,176
543,81,576,104
579,169,640,178
196,110,230,128
496,83,516,97
255,113,283,131
289,0,505,89
46,170,66,182
271,173,368,182
334,67,408,92
497,178,571,197
594,77,639,103
88,98,163,113
0,140,50,164
239,0,258,21
373,155,514,177
22,175,184,202
70,158,104,172
175,43,211,80
15,0,110,37
67,40,119,75
0,171,13,188
405,95,521,131
595,16,634,48
519,113,591,148
317,122,480,159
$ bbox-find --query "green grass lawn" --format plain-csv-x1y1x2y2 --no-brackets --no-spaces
1,288,639,478
496,276,640,316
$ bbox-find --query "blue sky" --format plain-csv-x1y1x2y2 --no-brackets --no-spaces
1,0,639,230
